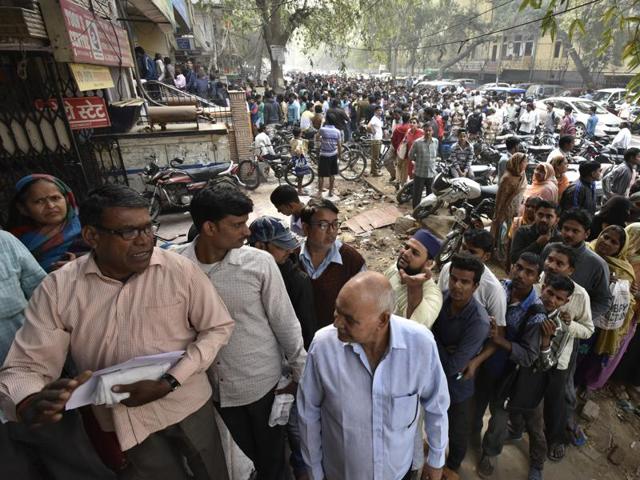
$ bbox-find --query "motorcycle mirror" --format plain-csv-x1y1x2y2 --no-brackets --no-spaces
171,157,185,166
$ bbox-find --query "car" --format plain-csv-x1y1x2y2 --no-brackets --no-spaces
452,78,478,89
483,86,527,96
415,80,458,92
534,97,622,138
592,88,628,107
525,84,565,99
479,82,511,90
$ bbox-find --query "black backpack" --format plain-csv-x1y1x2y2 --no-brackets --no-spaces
467,113,482,132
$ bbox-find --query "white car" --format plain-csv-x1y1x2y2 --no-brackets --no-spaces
415,80,458,92
479,82,511,90
534,97,622,138
592,88,628,106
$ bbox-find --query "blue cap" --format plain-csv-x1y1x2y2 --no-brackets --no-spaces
249,216,299,250
412,228,441,259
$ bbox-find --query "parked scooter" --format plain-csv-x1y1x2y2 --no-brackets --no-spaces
141,155,239,221
412,171,497,221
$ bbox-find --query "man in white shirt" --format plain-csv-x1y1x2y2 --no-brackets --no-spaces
611,122,632,153
297,271,450,480
367,105,384,176
254,125,276,157
518,103,538,134
300,108,314,131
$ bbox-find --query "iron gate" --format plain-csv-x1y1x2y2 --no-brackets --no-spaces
0,51,127,226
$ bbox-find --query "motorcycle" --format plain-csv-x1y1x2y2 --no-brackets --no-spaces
397,159,495,204
141,156,240,221
412,171,497,221
436,198,496,267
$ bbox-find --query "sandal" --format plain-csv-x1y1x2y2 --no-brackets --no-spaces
547,443,565,462
569,425,587,447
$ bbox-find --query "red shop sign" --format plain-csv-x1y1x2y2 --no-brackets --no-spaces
35,97,111,130
59,0,134,68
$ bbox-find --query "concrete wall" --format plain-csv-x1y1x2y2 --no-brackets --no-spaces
133,22,171,57
117,130,231,192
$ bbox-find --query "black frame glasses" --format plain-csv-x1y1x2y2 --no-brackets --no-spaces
95,224,158,240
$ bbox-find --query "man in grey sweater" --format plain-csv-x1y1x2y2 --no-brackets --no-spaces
604,147,640,198
541,207,610,447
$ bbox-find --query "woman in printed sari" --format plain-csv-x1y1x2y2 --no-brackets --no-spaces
577,225,638,390
613,223,640,399
8,174,88,272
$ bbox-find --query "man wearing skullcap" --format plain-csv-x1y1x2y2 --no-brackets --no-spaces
384,228,443,329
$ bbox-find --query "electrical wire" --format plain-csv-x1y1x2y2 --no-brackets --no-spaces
350,0,604,52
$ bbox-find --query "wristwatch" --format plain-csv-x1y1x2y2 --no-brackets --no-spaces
160,373,181,392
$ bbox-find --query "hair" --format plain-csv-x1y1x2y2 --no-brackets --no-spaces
559,208,592,231
579,161,601,178
134,46,145,55
524,196,543,208
600,225,627,255
543,272,575,297
314,104,323,113
536,199,558,212
163,57,171,65
558,135,574,150
517,251,543,274
292,126,301,137
300,198,339,224
505,136,520,151
79,184,149,227
190,186,253,230
564,106,573,112
549,155,567,169
547,242,577,268
463,228,494,253
270,185,300,206
401,112,411,123
457,128,467,135
450,253,484,284
624,147,640,162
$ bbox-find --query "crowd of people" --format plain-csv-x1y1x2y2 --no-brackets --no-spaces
134,47,231,107
1,71,640,480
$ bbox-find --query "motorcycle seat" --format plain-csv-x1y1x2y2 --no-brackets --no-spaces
188,163,231,181
471,165,492,175
527,145,552,153
480,184,498,197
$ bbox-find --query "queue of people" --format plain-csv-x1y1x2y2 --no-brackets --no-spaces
1,160,640,480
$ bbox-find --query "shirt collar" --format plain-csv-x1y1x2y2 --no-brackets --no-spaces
504,280,538,311
299,239,343,266
183,236,244,266
83,248,163,278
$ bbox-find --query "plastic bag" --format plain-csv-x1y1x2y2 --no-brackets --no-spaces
595,279,631,330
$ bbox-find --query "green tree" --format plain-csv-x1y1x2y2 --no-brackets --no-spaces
222,0,361,88
524,0,640,93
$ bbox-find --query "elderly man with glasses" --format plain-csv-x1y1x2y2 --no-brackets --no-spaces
299,198,366,330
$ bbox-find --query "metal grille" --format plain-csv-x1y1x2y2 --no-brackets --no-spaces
0,51,127,226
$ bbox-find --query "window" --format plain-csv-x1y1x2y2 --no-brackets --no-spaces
524,41,534,56
491,45,498,61
553,41,562,58
501,43,508,59
513,35,522,57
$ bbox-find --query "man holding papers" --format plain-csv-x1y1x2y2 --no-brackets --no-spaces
0,185,235,480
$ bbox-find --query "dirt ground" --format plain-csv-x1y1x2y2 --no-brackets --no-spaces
156,173,640,480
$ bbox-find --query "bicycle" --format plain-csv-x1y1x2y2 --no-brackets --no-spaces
237,147,315,190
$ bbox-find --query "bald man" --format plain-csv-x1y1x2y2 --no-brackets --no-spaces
297,272,450,480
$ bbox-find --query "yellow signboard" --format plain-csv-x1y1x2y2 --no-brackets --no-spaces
70,63,114,91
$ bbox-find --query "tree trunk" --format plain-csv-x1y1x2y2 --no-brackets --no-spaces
556,30,595,88
270,57,283,90
438,39,490,76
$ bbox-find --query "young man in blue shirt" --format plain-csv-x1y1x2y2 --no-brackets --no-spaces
432,254,490,478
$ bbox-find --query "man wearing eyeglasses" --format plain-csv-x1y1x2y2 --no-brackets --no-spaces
299,198,366,330
0,184,235,479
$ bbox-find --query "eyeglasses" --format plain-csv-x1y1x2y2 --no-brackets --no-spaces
310,220,341,231
95,224,158,240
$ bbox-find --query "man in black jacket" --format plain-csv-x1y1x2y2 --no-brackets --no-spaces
248,216,316,347
510,200,561,264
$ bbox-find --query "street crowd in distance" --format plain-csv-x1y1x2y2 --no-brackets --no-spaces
1,70,640,480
